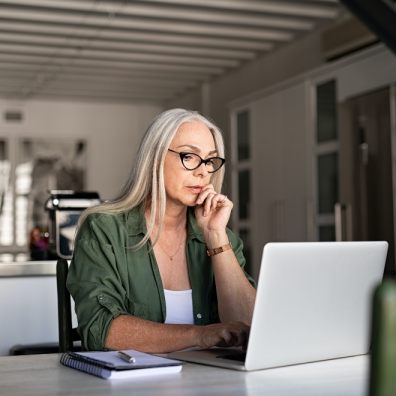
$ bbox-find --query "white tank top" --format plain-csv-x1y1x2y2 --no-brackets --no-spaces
164,289,194,324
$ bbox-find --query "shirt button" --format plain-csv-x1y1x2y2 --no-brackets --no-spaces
196,313,202,319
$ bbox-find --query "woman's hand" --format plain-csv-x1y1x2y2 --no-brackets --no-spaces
194,184,233,235
195,321,250,349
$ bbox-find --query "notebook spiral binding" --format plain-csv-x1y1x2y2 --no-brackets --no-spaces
61,353,111,378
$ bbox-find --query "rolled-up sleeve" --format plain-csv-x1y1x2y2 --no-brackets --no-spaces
67,215,129,350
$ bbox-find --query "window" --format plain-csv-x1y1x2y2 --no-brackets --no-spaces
238,169,250,220
317,152,339,214
0,137,87,260
0,139,12,247
231,109,252,275
237,110,250,161
317,80,337,143
315,79,339,241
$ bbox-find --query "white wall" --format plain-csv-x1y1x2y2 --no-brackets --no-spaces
251,83,309,238
0,99,162,200
233,44,396,277
0,99,162,354
236,82,309,277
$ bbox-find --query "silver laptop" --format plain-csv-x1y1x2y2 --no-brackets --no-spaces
169,241,388,371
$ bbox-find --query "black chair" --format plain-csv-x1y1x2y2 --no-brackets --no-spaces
56,258,81,352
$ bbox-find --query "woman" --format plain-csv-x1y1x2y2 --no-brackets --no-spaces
67,108,256,353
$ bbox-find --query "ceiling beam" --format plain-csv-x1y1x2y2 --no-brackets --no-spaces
0,43,241,67
128,0,340,18
0,20,274,51
0,32,258,60
0,52,225,74
0,0,316,30
0,62,211,81
0,9,294,41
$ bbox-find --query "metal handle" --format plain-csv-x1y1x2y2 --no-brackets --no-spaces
335,202,352,241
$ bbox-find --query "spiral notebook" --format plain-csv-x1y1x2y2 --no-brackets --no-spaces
60,350,183,379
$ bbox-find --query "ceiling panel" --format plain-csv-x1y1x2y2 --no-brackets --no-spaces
0,0,344,103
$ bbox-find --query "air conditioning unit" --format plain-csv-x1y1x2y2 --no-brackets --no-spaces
321,15,379,61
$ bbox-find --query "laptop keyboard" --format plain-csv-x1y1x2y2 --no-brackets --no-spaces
215,351,246,362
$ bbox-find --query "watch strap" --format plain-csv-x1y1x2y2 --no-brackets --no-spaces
206,242,232,257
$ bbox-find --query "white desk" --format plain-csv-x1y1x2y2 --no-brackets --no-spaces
0,353,369,396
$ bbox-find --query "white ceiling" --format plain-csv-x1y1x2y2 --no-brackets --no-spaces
0,0,344,104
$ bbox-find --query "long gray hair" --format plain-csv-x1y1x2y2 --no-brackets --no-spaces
78,108,225,249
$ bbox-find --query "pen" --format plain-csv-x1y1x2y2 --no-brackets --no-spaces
117,351,136,363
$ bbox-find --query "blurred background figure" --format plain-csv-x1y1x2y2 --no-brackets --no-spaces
29,226,48,260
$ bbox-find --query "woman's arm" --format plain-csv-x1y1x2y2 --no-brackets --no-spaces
205,230,256,324
208,234,256,324
195,186,256,324
68,211,251,352
105,315,249,353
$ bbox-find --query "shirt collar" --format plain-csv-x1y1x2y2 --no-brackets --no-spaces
126,204,205,243
187,206,205,243
126,204,147,237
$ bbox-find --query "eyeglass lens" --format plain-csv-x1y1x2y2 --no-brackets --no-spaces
182,153,223,172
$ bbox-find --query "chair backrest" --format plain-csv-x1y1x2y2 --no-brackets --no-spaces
369,279,396,396
56,258,81,352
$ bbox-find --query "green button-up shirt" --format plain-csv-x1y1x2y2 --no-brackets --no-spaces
67,205,255,351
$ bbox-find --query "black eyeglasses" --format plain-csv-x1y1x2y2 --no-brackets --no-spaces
168,149,225,173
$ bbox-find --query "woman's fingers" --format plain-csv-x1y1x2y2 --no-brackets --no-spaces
196,185,230,216
196,184,215,205
205,193,230,216
197,322,250,349
203,192,216,216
